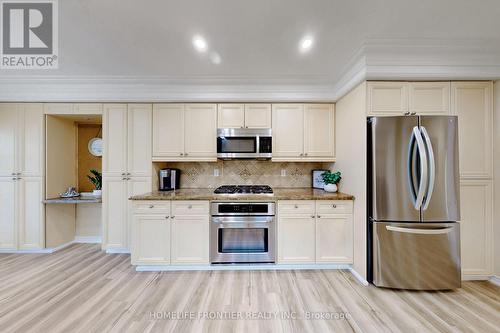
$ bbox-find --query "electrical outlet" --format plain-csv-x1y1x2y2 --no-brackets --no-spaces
214,168,220,177
281,169,287,177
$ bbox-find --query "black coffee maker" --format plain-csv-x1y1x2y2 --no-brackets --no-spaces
159,168,180,191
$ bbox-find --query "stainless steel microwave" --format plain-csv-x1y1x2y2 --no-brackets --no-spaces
217,128,272,159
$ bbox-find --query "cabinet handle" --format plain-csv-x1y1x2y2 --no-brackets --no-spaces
299,153,303,157
11,172,16,176
171,216,175,219
404,112,410,116
245,126,249,128
317,215,321,218
121,172,126,176
17,177,22,180
332,204,337,208
294,205,298,209
149,205,154,208
241,126,244,128
311,215,315,218
188,205,192,209
12,177,16,181
184,153,188,156
410,112,417,115
304,153,308,156
180,153,184,156
165,216,169,219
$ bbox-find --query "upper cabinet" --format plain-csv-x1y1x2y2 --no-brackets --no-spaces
217,103,271,129
451,82,493,179
44,103,103,115
0,104,44,177
153,103,217,161
272,104,335,161
103,104,152,177
368,81,450,116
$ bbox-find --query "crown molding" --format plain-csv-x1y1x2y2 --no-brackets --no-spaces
0,38,499,102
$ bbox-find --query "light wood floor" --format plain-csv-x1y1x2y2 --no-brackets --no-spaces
0,244,499,333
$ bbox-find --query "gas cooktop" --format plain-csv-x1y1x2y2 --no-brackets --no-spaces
214,185,273,194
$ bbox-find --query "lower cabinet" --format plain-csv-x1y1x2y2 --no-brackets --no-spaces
131,200,209,265
277,200,353,264
132,214,171,265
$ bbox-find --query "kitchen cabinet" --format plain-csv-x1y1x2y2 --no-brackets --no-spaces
153,104,217,161
103,104,152,251
0,104,45,251
217,104,271,128
277,200,353,264
131,200,209,265
452,82,493,178
132,214,171,265
44,103,102,115
368,81,451,116
367,82,409,116
409,82,450,115
459,180,493,278
0,177,17,250
272,104,335,161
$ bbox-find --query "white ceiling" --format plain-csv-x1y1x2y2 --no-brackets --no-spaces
1,0,500,101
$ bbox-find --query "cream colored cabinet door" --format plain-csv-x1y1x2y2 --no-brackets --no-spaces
132,214,170,265
0,177,17,250
452,82,493,178
74,104,103,115
217,104,244,128
304,104,335,159
43,103,73,115
315,214,353,263
272,104,304,159
244,104,272,128
278,216,315,263
102,177,127,250
152,104,184,159
127,104,152,177
20,104,44,177
171,215,209,264
0,104,19,177
367,82,409,116
126,177,152,249
409,82,450,115
18,177,44,250
103,104,128,177
459,180,493,277
184,104,217,159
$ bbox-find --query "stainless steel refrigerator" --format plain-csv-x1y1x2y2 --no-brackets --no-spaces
367,116,461,290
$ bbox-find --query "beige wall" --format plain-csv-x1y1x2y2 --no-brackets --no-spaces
77,124,102,192
153,160,330,190
334,82,367,279
494,81,500,276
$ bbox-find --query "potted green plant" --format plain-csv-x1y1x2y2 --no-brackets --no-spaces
321,171,341,192
87,169,102,196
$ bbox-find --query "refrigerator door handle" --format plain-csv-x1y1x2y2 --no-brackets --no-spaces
411,126,428,210
386,225,453,235
420,126,435,210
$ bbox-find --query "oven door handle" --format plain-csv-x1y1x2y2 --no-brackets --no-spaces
211,216,275,225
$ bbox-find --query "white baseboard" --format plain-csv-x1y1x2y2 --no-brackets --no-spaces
349,268,369,286
136,263,351,272
462,274,492,281
489,276,500,286
106,248,131,254
74,236,102,244
0,241,75,254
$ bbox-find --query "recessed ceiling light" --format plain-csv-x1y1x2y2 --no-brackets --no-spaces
192,35,207,52
299,36,314,52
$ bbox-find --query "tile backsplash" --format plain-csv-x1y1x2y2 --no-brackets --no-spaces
153,161,333,189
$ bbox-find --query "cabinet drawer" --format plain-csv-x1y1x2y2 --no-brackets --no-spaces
278,201,315,215
172,201,209,216
133,201,170,215
316,200,353,215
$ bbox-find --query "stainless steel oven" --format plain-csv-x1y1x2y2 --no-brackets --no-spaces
210,202,275,263
217,128,272,159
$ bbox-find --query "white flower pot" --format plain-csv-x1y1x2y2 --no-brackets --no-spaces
323,183,338,193
92,190,102,197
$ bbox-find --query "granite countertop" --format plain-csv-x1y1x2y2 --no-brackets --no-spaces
43,196,102,204
129,188,354,201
